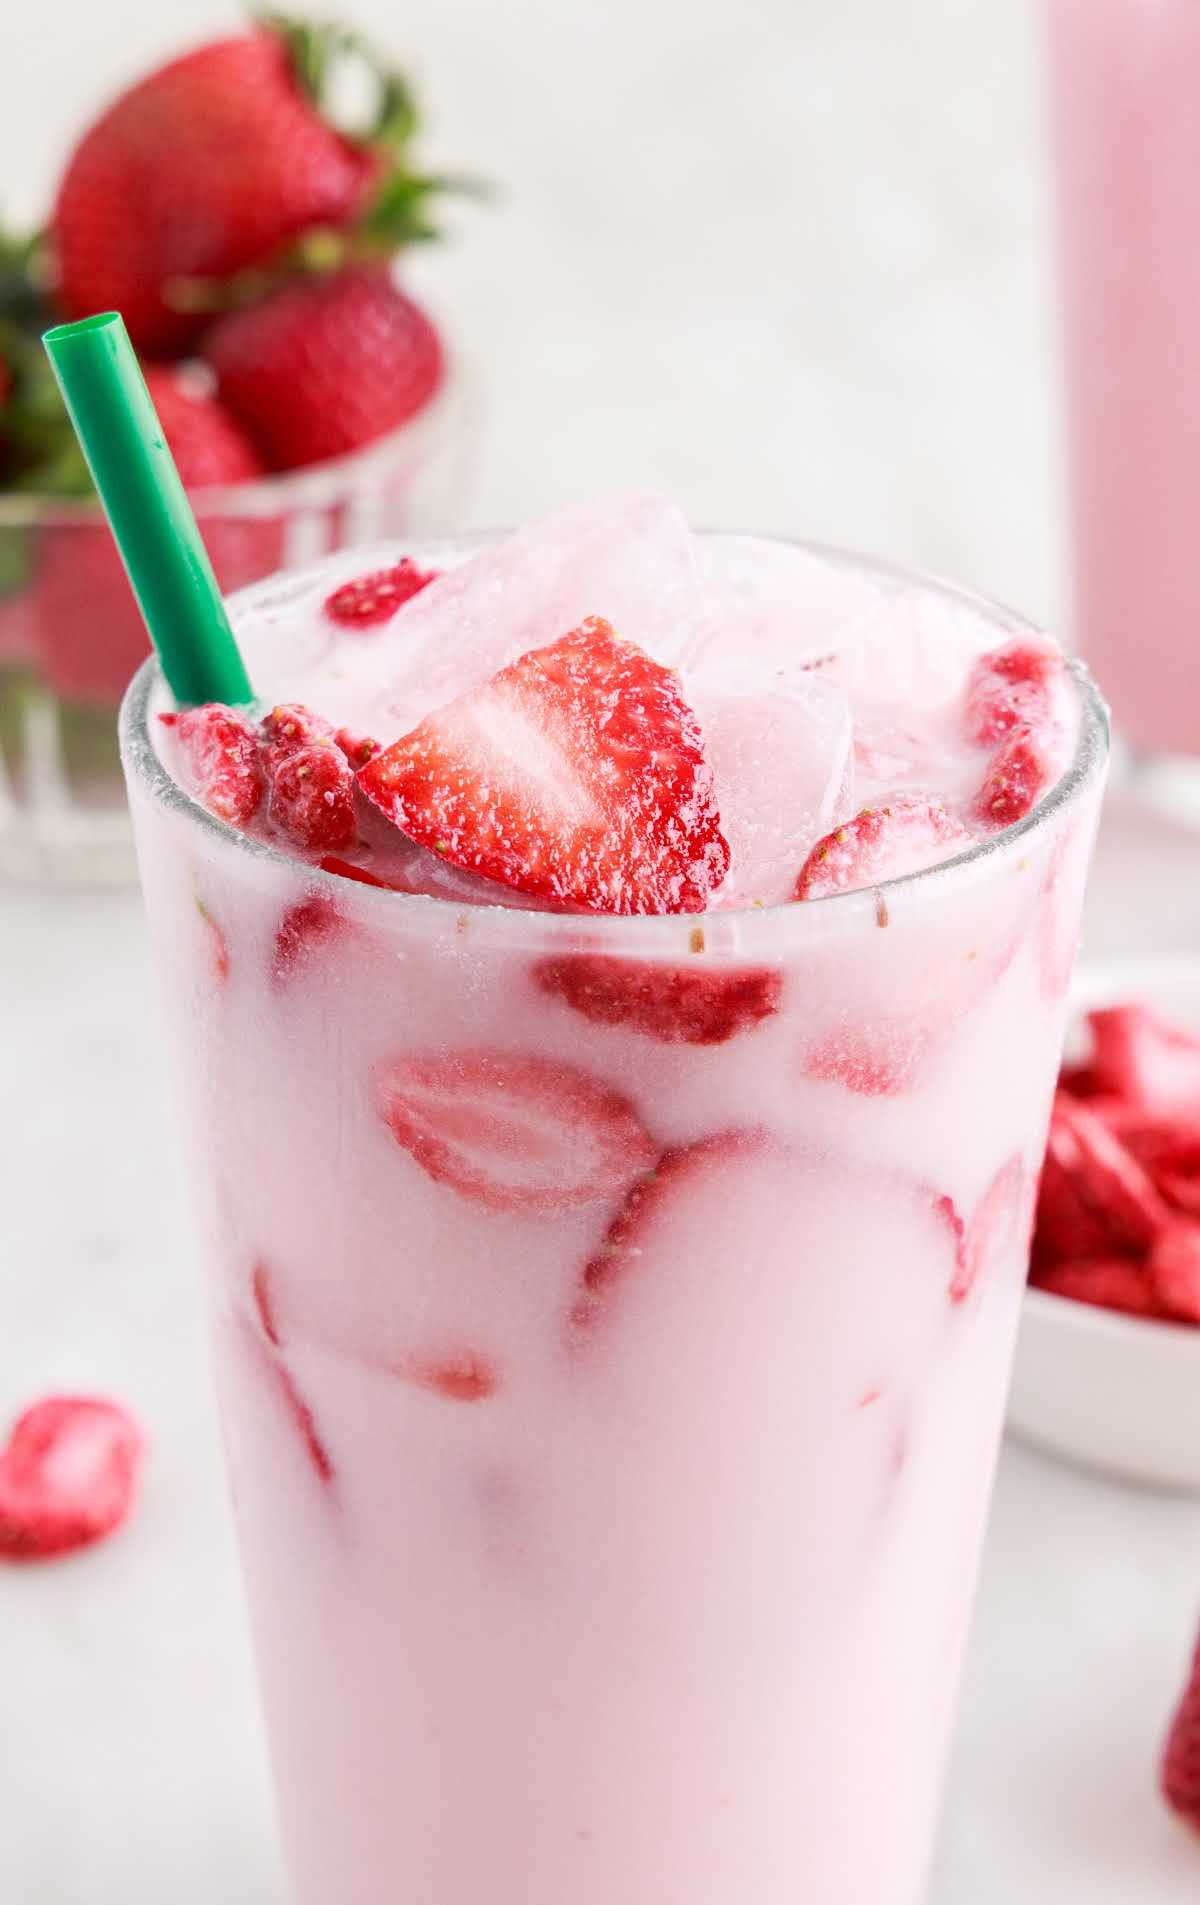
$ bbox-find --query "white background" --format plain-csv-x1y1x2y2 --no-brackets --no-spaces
2,2,1200,1901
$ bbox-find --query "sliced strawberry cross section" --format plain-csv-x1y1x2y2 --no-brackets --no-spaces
249,1263,334,1485
171,703,263,827
324,558,439,629
974,724,1055,829
272,894,343,984
0,1396,143,1562
533,953,781,1046
375,1050,656,1211
963,640,1060,746
950,1154,1029,1304
357,616,730,914
793,794,973,901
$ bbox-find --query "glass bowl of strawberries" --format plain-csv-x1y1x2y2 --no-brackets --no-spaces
0,12,474,884
1009,954,1200,1491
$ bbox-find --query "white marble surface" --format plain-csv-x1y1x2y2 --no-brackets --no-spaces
3,0,1200,1898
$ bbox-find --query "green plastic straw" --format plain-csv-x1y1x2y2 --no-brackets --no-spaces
43,312,253,707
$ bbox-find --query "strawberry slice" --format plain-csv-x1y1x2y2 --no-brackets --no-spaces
1150,1221,1200,1324
324,558,439,629
1032,1257,1165,1319
793,794,973,901
196,898,230,980
1049,1092,1171,1254
532,953,781,1046
950,1154,1029,1304
393,1352,499,1402
0,1396,143,1562
375,1050,656,1211
249,1264,334,1484
1162,1623,1200,1828
1087,1005,1200,1120
357,616,730,915
974,724,1055,829
170,703,263,827
333,726,380,770
271,894,343,984
963,640,1060,746
317,855,400,891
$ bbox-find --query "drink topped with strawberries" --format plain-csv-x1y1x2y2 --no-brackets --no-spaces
124,496,1106,1905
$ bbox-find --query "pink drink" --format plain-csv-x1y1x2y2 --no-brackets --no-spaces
121,503,1106,1905
1046,0,1200,757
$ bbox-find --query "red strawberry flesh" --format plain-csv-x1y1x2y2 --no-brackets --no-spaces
265,741,357,851
533,953,781,1046
963,641,1060,746
173,703,264,826
375,1050,656,1212
1088,1005,1200,1120
974,724,1056,829
951,1155,1028,1304
1033,1257,1165,1319
1163,1624,1200,1829
358,616,730,915
0,1397,143,1562
793,794,973,902
1150,1221,1200,1324
324,559,439,628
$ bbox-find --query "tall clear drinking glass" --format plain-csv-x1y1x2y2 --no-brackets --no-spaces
121,536,1107,1905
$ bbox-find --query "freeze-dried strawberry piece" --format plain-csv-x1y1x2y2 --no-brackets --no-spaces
1088,1005,1200,1120
376,1050,657,1212
271,894,343,983
1162,1623,1200,1829
249,1264,334,1484
1033,1142,1119,1268
394,1352,499,1402
1150,1222,1200,1324
951,1154,1028,1304
0,1396,143,1562
172,703,263,827
533,953,781,1046
196,898,230,980
1050,1092,1171,1253
1119,1120,1200,1218
1032,1257,1164,1319
259,701,334,768
974,724,1055,829
324,558,439,628
793,794,972,901
963,640,1060,746
358,617,730,915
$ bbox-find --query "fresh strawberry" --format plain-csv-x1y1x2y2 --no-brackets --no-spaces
950,1154,1029,1304
1032,1257,1164,1319
324,558,439,628
0,1396,143,1562
317,854,397,890
1087,1005,1200,1120
963,640,1060,746
1120,1121,1200,1218
265,741,357,851
171,702,263,826
51,23,391,354
393,1352,499,1403
271,893,342,983
37,366,277,708
1150,1222,1200,1324
375,1050,656,1212
259,700,334,767
358,617,730,915
532,953,781,1046
1163,1622,1200,1829
793,794,972,901
974,724,1055,829
206,266,443,471
249,1262,333,1484
1049,1092,1171,1253
333,726,380,769
1033,1142,1120,1269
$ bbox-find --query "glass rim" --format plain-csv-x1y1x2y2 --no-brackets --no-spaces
118,529,1110,955
0,363,460,528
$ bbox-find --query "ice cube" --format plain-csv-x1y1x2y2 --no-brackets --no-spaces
689,655,855,908
374,492,701,732
684,534,889,674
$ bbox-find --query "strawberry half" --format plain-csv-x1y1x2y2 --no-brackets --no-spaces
357,617,730,915
532,953,781,1046
950,1154,1029,1304
375,1050,656,1211
324,558,439,628
0,1396,143,1562
1163,1622,1200,1830
793,794,973,901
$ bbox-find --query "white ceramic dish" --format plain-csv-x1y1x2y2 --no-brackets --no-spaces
1006,952,1200,1491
